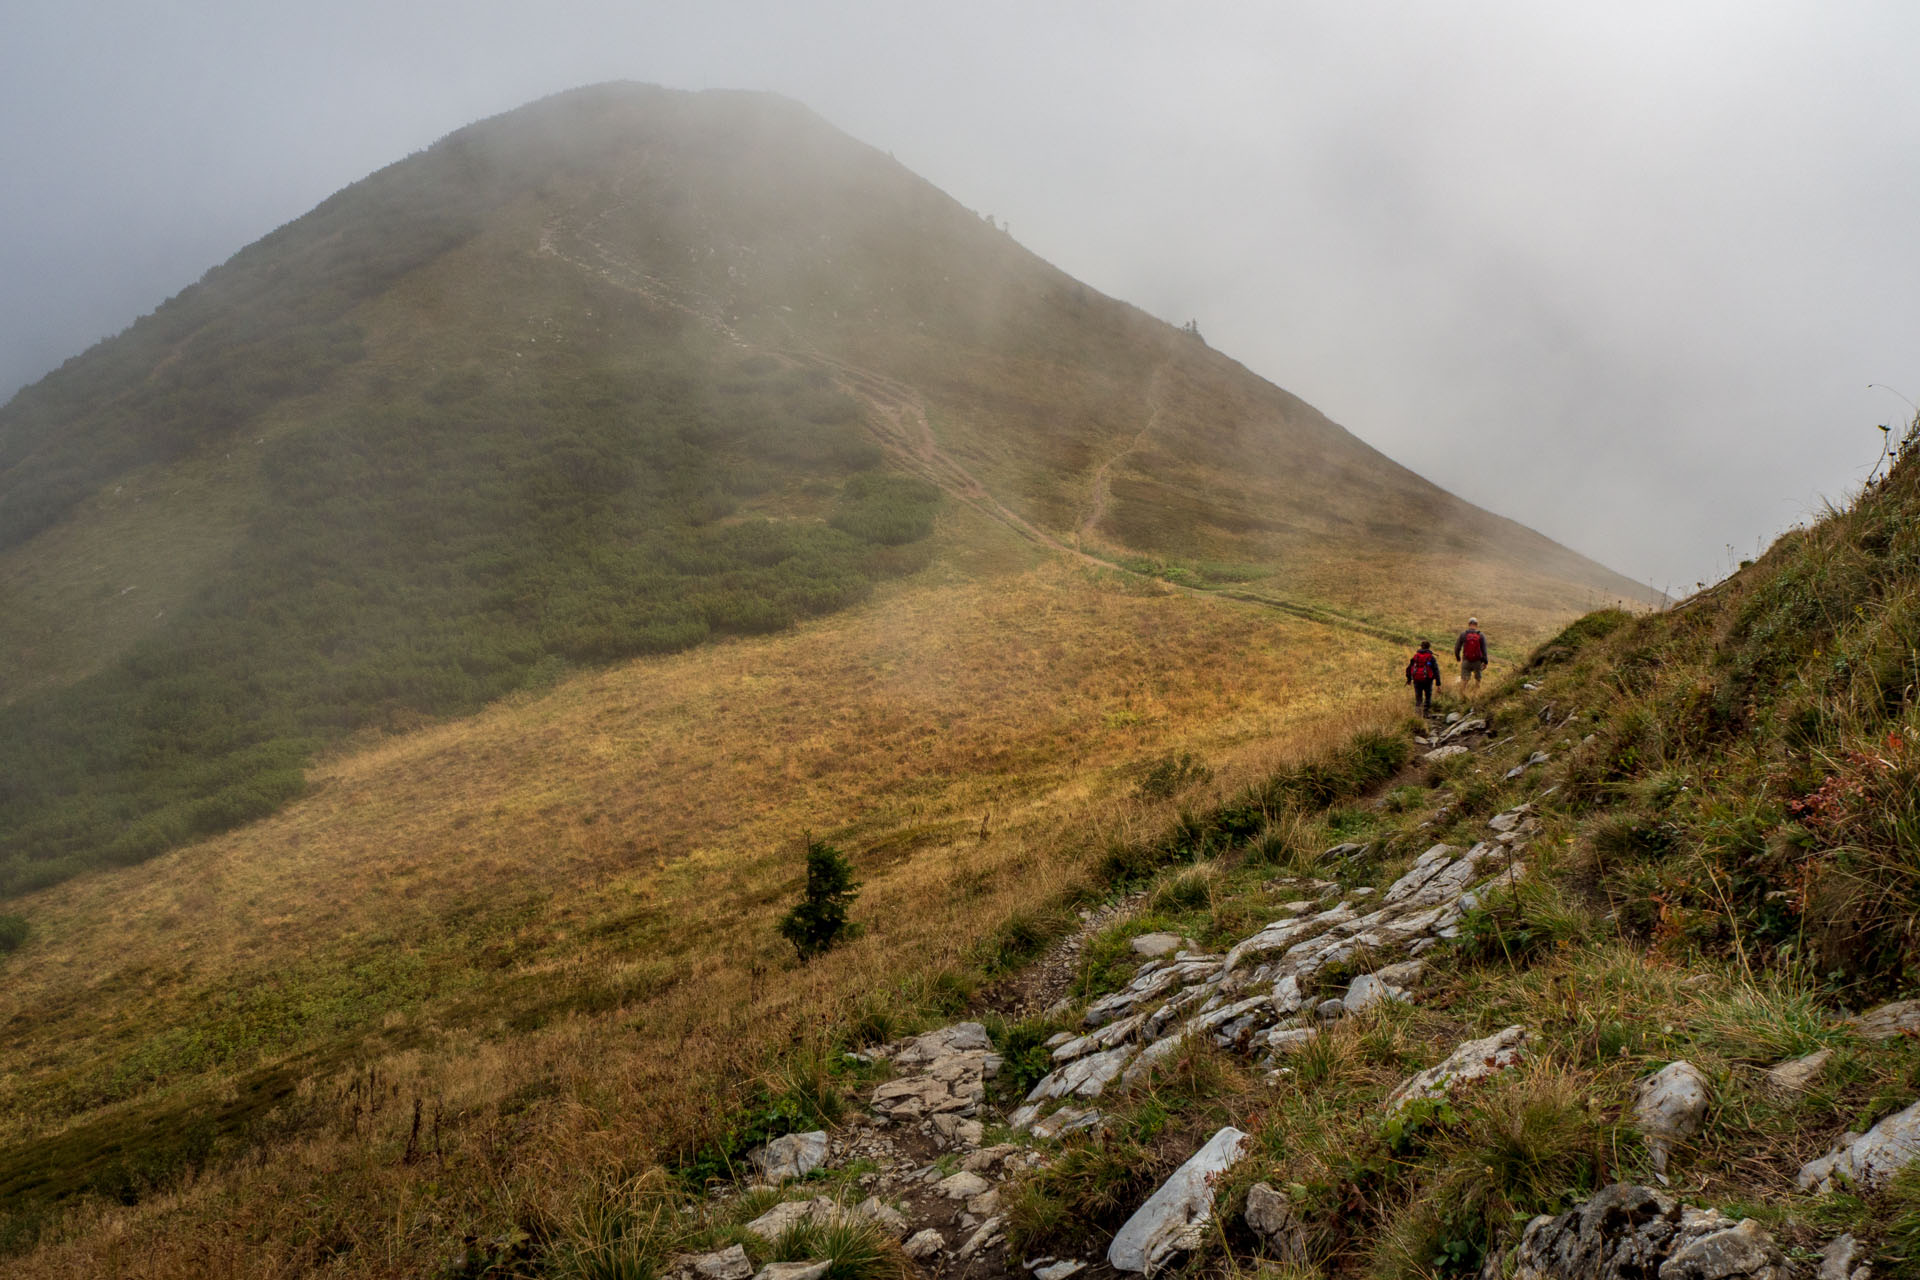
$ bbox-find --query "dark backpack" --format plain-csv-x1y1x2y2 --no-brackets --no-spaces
1461,630,1486,662
1409,651,1439,681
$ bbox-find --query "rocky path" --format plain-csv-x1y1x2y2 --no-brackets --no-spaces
679,703,1920,1280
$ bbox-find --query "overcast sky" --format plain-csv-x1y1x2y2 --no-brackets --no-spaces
5,1,1917,593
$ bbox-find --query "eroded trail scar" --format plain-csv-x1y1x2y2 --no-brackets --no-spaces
1077,364,1167,548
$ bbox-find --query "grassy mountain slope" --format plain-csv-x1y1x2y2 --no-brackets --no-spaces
7,414,1895,1277
0,83,1648,897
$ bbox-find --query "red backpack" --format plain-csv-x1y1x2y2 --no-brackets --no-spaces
1409,651,1439,681
1461,630,1486,662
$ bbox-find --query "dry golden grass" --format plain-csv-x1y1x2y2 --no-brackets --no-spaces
1,500,1445,1277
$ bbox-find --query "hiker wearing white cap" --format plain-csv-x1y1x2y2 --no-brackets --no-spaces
1454,618,1489,687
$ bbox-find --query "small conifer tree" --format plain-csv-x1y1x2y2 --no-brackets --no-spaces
778,840,861,961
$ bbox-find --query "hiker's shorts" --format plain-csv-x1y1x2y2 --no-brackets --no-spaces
1461,660,1487,680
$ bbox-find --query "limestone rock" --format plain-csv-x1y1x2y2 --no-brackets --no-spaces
1508,1184,1789,1280
962,1144,1023,1174
1819,1233,1866,1280
1798,1098,1920,1193
853,1197,908,1240
1385,1026,1528,1115
894,1022,992,1064
1424,744,1470,764
1108,1126,1251,1274
1026,1044,1134,1102
935,1170,992,1200
957,1215,1005,1259
750,1131,829,1182
1266,1026,1318,1055
754,1263,829,1280
931,1113,984,1147
1031,1106,1102,1140
684,1245,752,1280
1033,1262,1087,1280
744,1198,836,1240
1120,1035,1185,1090
1272,974,1304,1014
1764,1048,1831,1096
1244,1182,1309,1264
1634,1061,1711,1179
1849,999,1920,1041
902,1229,944,1260
1343,973,1409,1015
1132,932,1188,957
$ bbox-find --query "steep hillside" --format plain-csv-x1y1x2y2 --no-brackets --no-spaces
13,394,1912,1280
0,83,1648,896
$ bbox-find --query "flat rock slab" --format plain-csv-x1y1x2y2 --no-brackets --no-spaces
754,1263,830,1280
1849,999,1920,1041
681,1245,753,1280
1027,1044,1134,1102
1509,1183,1790,1280
1108,1126,1251,1274
935,1170,992,1200
1131,933,1189,957
1034,1263,1087,1280
1386,1026,1528,1115
1765,1048,1831,1096
1799,1098,1920,1193
750,1131,829,1182
744,1198,837,1240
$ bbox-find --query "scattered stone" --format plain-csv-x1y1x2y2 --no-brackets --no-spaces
1026,1044,1135,1101
1008,1103,1042,1131
1799,1099,1920,1193
1244,1182,1310,1265
1108,1126,1252,1274
1506,752,1550,780
1324,842,1368,860
1272,974,1304,1014
931,1113,985,1147
685,1245,753,1280
1132,932,1188,957
1820,1233,1866,1280
750,1131,829,1182
1031,1106,1102,1140
1266,1026,1318,1055
1120,1035,1186,1090
935,1170,992,1200
962,1144,1022,1174
1343,973,1409,1015
1423,745,1470,764
853,1197,908,1240
1034,1263,1087,1280
1374,959,1426,987
958,1215,1006,1260
1314,998,1346,1020
903,1229,944,1261
754,1263,829,1280
1634,1061,1711,1180
968,1188,1002,1218
744,1198,835,1240
1386,1026,1528,1115
1765,1048,1832,1097
1848,999,1920,1041
1487,806,1534,833
1044,1031,1073,1048
1507,1184,1790,1280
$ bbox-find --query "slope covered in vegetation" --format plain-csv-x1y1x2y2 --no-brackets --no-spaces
0,83,1647,897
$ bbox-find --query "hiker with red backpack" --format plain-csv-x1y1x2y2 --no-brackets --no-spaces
1405,640,1441,715
1455,617,1490,687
